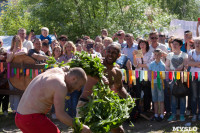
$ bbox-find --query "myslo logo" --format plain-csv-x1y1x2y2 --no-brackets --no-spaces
172,126,198,132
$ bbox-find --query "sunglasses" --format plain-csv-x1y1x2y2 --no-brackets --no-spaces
151,37,158,40
60,39,67,41
159,35,165,37
125,35,130,37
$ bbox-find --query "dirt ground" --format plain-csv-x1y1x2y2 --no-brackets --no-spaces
1,111,200,133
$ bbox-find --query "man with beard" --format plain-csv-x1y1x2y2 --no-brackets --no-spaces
78,43,130,133
15,67,91,133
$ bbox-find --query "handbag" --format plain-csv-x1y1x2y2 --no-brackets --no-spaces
172,80,189,97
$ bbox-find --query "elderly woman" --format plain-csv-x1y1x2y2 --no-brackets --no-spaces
165,38,188,121
6,35,27,113
188,37,200,121
58,41,76,63
132,39,153,113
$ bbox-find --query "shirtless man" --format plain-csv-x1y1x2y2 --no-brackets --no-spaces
16,67,91,133
78,43,130,133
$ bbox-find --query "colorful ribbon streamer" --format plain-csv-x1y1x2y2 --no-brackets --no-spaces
17,68,20,79
132,70,136,85
129,70,132,85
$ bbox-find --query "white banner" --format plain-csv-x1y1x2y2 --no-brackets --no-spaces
169,19,198,39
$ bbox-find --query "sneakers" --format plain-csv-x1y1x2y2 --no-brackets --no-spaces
180,115,185,121
168,115,176,121
51,113,57,119
150,116,159,121
3,111,8,116
192,115,197,122
151,116,163,122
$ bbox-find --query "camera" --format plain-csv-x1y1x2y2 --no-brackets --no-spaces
86,43,94,50
31,29,34,32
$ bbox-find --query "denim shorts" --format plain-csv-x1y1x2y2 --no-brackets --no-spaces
151,83,164,102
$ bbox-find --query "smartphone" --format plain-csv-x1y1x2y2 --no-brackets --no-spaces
198,18,200,21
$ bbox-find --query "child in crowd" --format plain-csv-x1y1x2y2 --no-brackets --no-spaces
42,42,51,56
149,49,165,121
39,27,52,45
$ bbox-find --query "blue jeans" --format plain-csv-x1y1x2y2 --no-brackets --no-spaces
65,90,82,118
191,80,200,115
169,80,186,115
8,80,21,111
151,83,164,102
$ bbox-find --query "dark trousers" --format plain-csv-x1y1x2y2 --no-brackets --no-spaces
164,80,171,113
132,79,152,112
0,94,9,112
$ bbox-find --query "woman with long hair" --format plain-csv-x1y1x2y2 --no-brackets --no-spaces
6,35,27,113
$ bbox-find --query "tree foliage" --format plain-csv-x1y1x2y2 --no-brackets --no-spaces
145,0,200,21
0,0,179,39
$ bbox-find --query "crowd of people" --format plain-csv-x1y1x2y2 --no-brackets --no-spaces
0,23,200,129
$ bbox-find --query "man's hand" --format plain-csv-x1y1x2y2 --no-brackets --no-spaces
81,125,92,133
102,75,109,85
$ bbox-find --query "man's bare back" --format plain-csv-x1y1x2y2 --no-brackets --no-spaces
16,67,92,133
17,67,67,114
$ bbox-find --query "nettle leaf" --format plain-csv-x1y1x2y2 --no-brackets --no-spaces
76,82,135,133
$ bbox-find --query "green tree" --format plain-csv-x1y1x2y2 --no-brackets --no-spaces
0,0,177,40
145,0,200,20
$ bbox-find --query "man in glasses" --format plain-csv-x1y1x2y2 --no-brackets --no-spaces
149,31,168,59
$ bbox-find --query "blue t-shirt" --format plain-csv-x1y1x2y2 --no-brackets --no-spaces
39,35,52,44
149,60,165,83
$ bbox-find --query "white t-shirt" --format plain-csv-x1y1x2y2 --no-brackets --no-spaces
149,43,168,54
188,49,200,72
23,40,33,52
166,51,188,70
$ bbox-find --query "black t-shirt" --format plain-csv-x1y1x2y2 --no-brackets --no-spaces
28,49,46,64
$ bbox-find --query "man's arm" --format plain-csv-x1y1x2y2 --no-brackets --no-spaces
53,81,92,133
114,69,130,98
53,85,73,126
31,53,48,61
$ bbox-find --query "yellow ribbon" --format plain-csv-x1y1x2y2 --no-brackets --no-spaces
162,71,165,79
177,72,180,80
160,72,165,90
184,72,187,82
144,71,148,81
151,71,154,90
132,70,136,85
124,70,127,83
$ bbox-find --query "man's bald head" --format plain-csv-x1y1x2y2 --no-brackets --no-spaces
68,67,87,83
107,42,121,54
